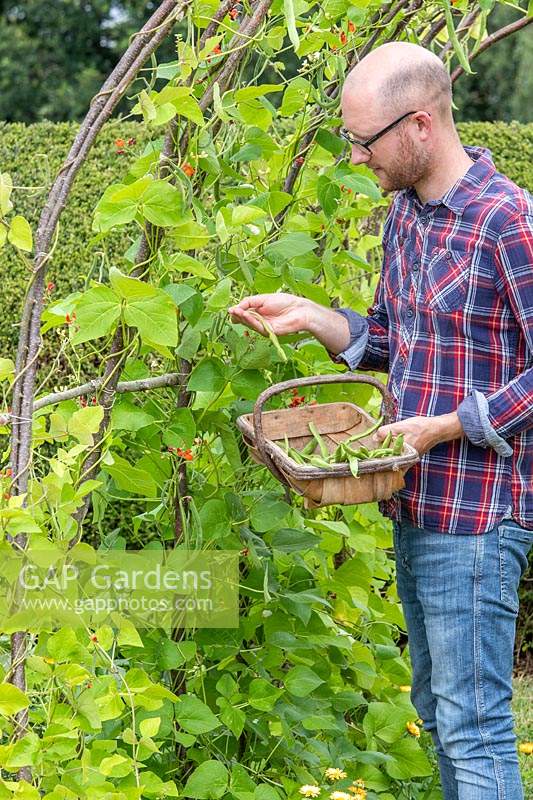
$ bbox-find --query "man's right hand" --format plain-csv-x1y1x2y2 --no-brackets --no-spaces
227,293,312,336
227,292,352,357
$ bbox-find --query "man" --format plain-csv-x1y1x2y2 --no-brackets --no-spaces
228,42,533,799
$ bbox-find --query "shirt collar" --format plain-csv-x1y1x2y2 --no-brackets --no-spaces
402,145,496,214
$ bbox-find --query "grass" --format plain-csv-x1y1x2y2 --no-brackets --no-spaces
513,673,533,795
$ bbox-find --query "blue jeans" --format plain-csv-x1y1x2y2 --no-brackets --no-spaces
393,518,532,800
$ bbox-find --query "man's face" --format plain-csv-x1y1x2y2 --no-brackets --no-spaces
341,98,430,192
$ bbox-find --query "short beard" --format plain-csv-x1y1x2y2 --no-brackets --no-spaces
378,130,431,191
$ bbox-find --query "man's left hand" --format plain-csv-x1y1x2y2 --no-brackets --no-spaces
373,411,465,457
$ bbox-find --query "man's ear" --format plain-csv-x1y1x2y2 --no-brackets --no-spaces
414,111,431,141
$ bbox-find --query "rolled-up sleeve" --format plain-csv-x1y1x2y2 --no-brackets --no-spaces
456,211,533,452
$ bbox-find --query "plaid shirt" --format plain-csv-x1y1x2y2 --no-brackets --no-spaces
329,145,533,535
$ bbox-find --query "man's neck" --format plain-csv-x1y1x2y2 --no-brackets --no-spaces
414,142,475,206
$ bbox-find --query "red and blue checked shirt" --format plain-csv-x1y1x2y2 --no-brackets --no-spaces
328,145,533,535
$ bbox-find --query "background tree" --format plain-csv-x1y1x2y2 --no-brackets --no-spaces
453,2,533,122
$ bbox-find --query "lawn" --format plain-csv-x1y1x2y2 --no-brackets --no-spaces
514,673,533,795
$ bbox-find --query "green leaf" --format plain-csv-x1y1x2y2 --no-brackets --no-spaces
93,178,151,232
141,180,184,227
315,128,344,156
0,222,6,249
334,170,381,200
250,495,291,532
183,761,229,800
206,277,232,310
270,528,320,552
234,84,283,102
0,732,40,770
279,78,310,116
140,716,161,738
385,737,433,780
67,405,104,446
187,358,227,394
0,684,30,716
231,205,267,226
317,175,341,216
71,286,121,344
230,369,268,401
175,94,204,126
139,89,157,121
47,628,84,662
176,695,221,734
100,754,132,778
103,454,158,497
164,253,215,280
0,172,13,214
265,232,318,264
109,266,153,300
283,0,300,51
152,101,177,126
162,407,196,449
248,678,283,711
219,700,246,738
124,291,178,346
0,357,14,381
111,400,156,432
284,665,324,697
7,215,32,252
172,216,210,250
363,702,415,744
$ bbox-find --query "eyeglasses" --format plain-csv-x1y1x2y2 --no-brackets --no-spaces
340,110,428,156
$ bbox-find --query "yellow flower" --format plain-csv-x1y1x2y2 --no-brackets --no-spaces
348,791,366,800
329,792,352,800
519,742,533,755
348,780,365,790
399,685,411,692
406,721,421,738
324,768,347,781
299,787,321,798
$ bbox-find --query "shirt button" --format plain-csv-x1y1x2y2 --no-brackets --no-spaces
399,355,406,365
445,250,453,260
406,307,414,318
420,215,428,225
413,261,420,272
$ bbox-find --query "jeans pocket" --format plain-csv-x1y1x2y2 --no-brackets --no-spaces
498,522,533,614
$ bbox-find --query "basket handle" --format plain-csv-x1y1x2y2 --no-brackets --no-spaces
252,373,395,483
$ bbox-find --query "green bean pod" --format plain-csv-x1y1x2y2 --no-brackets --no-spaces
392,433,404,455
307,455,333,469
308,421,329,459
288,447,305,465
344,414,384,445
301,437,317,456
347,456,359,479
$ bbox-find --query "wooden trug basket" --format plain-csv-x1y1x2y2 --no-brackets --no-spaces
236,373,419,509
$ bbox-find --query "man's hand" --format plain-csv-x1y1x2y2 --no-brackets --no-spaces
373,411,465,457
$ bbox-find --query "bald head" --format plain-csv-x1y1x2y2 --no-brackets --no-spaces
342,42,452,122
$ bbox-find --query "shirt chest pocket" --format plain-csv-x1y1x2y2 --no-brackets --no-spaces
422,248,473,312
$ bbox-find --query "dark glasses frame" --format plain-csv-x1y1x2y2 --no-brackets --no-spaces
340,110,429,155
